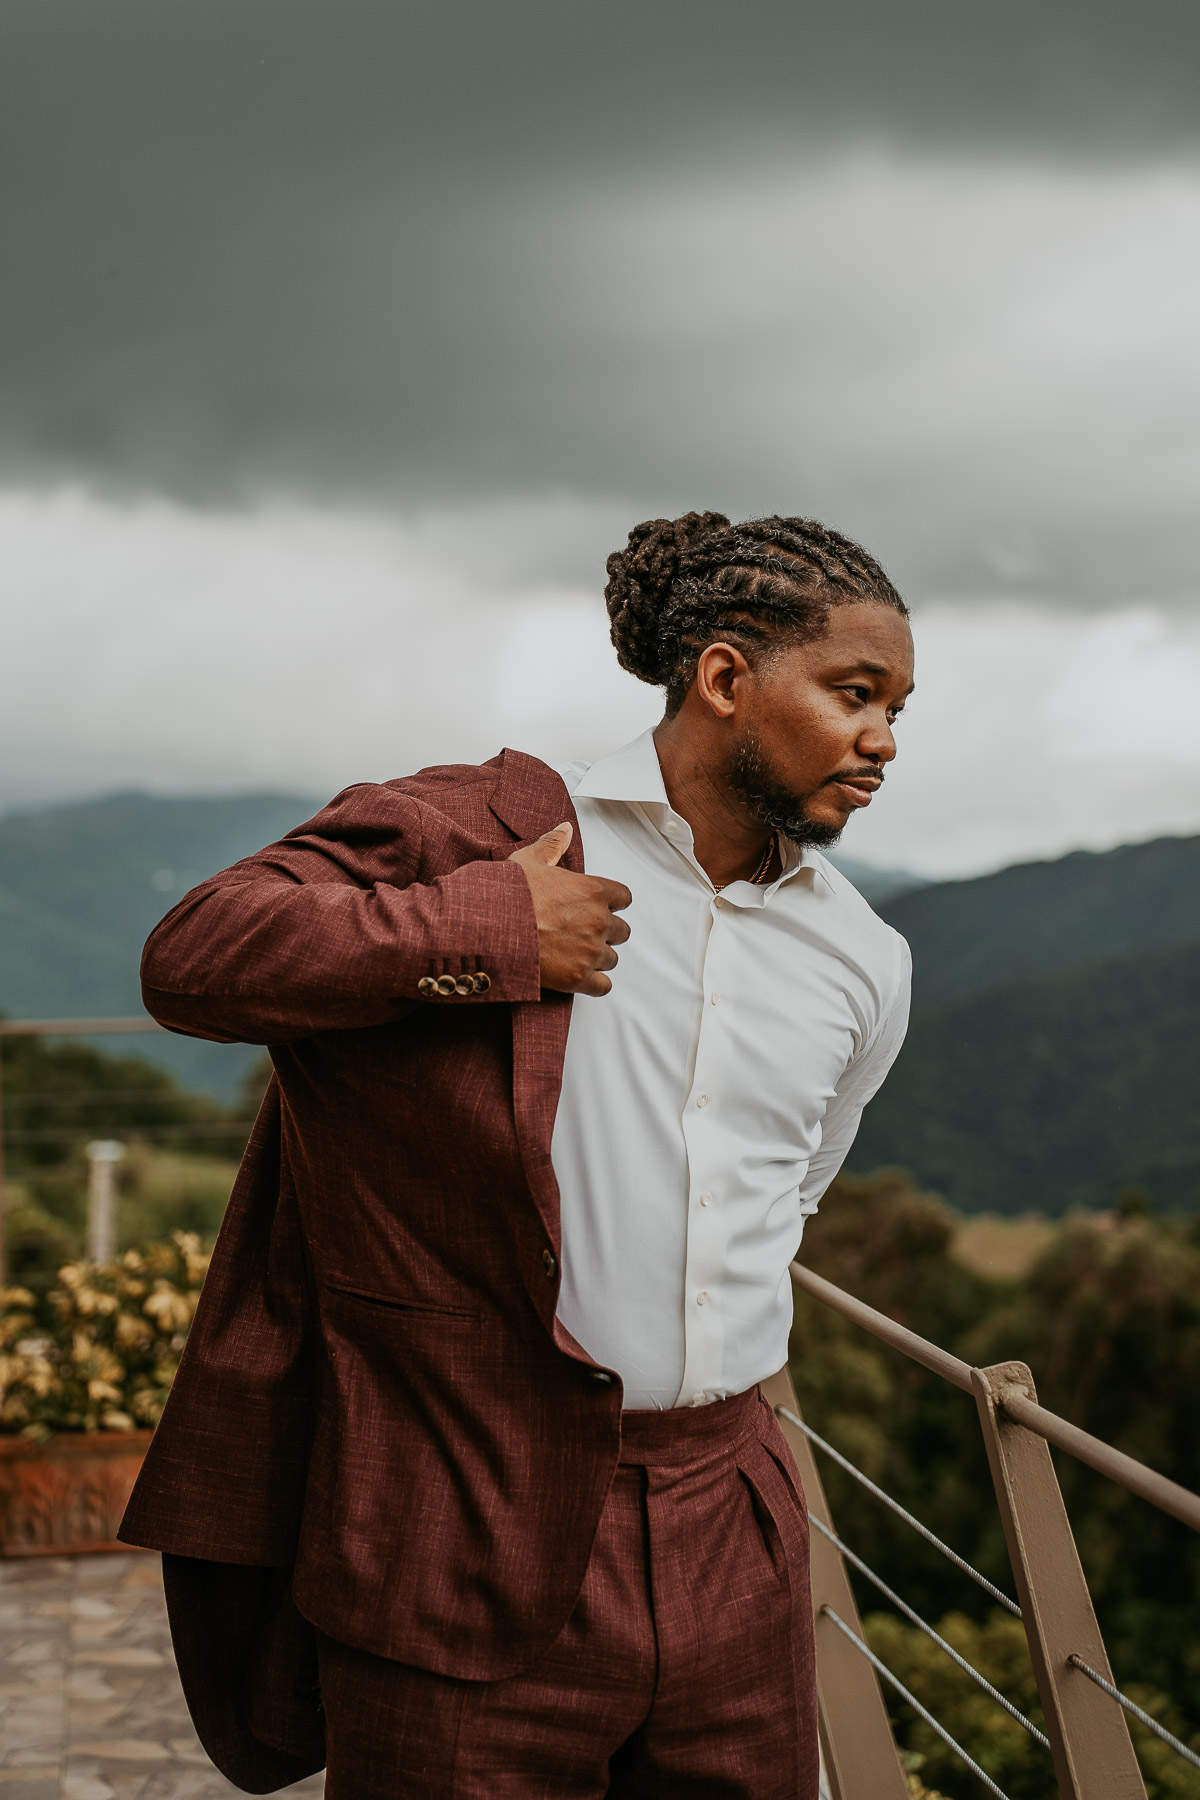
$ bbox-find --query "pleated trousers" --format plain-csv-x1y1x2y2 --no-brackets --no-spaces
318,1384,820,1798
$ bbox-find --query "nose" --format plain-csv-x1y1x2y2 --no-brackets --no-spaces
857,712,898,765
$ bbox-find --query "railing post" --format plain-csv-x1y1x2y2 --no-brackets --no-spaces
972,1360,1146,1800
762,1368,909,1800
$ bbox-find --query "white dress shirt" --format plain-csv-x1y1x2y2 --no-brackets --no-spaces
549,729,911,1410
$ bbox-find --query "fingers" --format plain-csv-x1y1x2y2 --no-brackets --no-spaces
606,914,631,945
578,970,614,997
599,878,633,912
512,821,573,867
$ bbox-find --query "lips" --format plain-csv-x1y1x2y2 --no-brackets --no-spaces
827,775,881,808
831,784,877,813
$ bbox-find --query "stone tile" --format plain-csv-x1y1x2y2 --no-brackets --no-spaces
0,1554,323,1797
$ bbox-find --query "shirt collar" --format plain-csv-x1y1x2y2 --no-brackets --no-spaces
573,728,671,806
573,729,816,893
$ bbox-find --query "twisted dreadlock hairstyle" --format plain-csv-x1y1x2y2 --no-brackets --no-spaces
605,512,907,716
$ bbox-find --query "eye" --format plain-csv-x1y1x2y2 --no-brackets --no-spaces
842,684,871,704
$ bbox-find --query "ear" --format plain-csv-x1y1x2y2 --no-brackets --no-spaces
694,641,751,721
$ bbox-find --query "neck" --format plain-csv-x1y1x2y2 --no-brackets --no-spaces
653,715,773,889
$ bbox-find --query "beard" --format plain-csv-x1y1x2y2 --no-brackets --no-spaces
726,727,848,849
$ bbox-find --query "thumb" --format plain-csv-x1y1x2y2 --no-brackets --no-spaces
513,821,573,866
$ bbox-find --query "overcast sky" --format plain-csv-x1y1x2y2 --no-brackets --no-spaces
3,0,1199,875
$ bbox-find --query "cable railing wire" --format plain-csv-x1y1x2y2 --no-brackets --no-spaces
1067,1657,1200,1772
808,1515,1049,1749
776,1407,1022,1619
821,1606,1011,1800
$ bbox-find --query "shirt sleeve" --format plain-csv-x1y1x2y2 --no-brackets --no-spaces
795,932,912,1217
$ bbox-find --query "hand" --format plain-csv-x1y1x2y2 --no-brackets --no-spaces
510,823,632,996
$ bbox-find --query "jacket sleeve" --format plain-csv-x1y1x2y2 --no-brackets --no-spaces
140,784,542,1044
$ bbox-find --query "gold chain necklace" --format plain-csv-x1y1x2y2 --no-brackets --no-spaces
714,832,776,893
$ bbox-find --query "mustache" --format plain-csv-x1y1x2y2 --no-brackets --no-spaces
822,767,885,787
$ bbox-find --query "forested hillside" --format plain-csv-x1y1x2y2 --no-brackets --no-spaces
1,795,1196,1213
881,833,1200,1016
850,835,1200,1215
852,936,1200,1213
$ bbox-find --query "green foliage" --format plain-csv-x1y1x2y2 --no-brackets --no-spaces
1,1028,243,1169
0,1030,247,1276
869,1612,1200,1800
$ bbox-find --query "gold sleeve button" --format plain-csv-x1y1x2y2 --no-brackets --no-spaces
472,972,491,993
417,976,438,997
454,974,475,995
435,974,458,996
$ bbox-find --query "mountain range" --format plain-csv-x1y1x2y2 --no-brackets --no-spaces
0,790,1195,1214
855,834,1200,1213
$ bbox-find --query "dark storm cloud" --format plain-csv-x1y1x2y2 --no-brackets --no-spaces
3,0,1200,599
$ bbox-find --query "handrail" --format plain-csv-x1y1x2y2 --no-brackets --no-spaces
996,1387,1200,1535
790,1261,1200,1534
0,1017,167,1037
790,1263,974,1392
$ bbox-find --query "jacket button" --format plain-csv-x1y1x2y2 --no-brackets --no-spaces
454,974,475,995
417,976,438,997
590,1370,613,1384
542,1248,558,1279
435,974,457,996
472,972,491,993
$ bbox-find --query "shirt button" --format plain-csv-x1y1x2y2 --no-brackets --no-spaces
710,991,720,1005
699,1192,712,1207
695,1094,709,1108
714,896,728,909
696,1290,709,1306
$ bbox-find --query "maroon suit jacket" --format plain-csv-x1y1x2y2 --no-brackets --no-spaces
119,750,624,1787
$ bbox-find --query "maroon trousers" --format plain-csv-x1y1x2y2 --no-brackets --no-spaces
317,1387,819,1798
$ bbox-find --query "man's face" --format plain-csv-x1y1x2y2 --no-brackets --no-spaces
725,602,915,847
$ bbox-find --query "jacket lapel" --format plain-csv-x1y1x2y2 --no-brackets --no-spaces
486,752,584,1333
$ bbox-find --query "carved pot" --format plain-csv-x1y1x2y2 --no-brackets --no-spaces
0,1430,152,1556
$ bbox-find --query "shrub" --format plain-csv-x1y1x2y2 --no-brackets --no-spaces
0,1231,209,1436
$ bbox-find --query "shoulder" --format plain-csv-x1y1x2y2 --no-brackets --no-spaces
307,751,573,851
804,851,911,992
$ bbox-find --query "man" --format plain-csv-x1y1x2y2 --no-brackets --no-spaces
121,510,914,1798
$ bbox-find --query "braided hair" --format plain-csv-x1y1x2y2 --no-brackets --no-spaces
604,511,907,715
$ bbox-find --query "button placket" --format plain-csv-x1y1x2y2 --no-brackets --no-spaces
677,892,731,1406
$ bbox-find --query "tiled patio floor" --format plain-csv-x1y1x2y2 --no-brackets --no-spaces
0,1552,324,1800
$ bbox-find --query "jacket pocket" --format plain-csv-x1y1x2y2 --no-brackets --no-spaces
321,1278,482,1323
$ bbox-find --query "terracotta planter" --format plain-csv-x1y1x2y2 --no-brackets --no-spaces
0,1429,152,1556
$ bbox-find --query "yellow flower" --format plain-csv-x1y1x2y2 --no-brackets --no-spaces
143,1282,193,1333
173,1232,212,1286
87,1379,124,1404
114,1310,153,1353
100,1409,137,1432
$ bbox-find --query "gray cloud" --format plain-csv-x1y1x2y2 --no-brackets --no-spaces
2,1,1200,601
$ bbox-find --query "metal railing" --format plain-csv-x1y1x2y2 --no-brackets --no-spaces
766,1262,1200,1800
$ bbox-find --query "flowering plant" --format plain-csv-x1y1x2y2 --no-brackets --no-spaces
0,1231,209,1438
